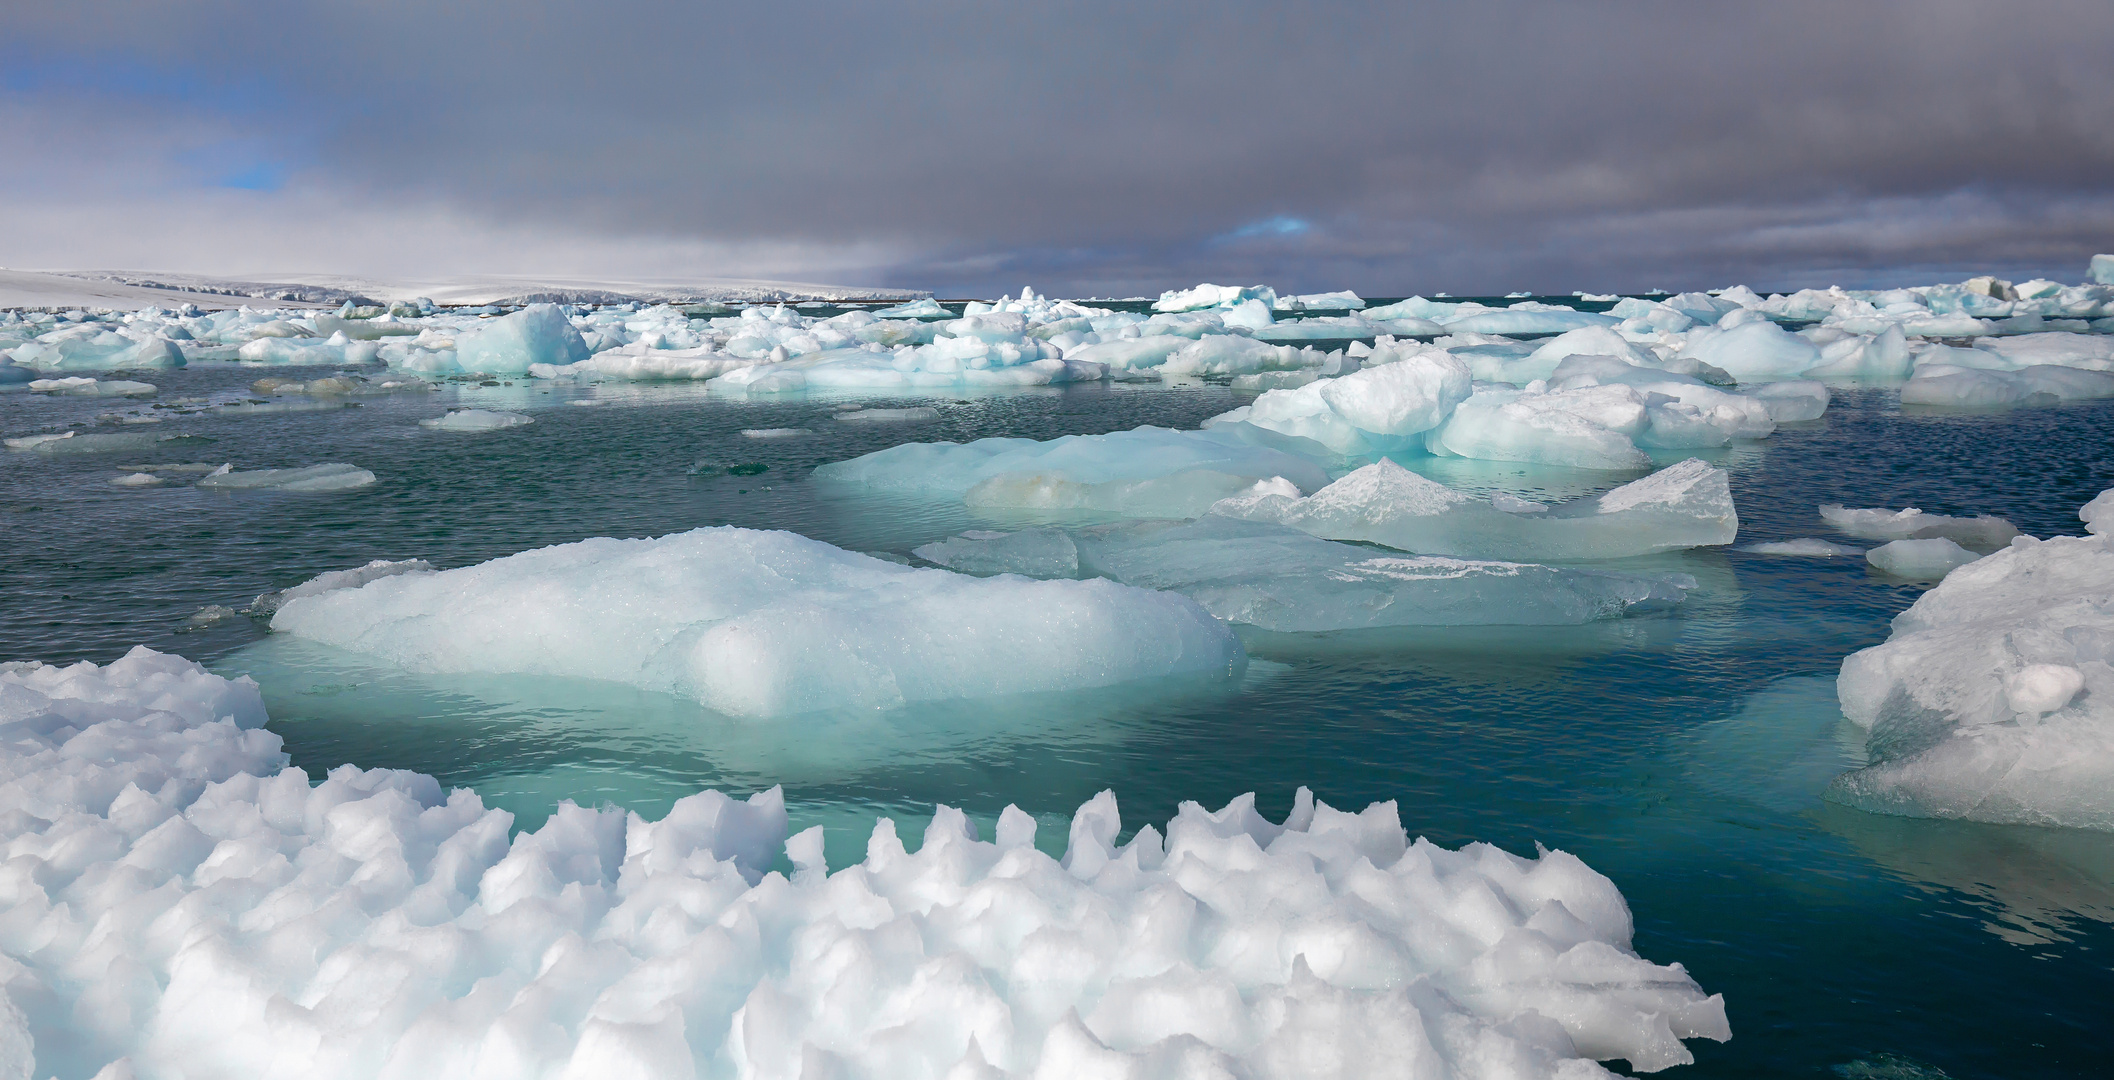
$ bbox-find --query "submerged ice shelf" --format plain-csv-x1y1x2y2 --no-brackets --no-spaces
915,516,1693,632
0,649,1728,1080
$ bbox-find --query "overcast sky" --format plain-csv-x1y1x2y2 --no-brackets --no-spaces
4,1,2112,297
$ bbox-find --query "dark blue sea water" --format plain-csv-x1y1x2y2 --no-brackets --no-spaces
4,367,2112,1079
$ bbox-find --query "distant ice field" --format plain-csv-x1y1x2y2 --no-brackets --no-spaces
4,288,2114,1077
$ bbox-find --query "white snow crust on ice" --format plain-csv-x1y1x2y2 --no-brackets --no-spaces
811,425,1335,513
194,463,378,493
420,409,535,433
1832,492,2114,830
0,647,1730,1079
270,527,1246,718
1212,458,1738,562
1818,504,2020,551
916,517,1693,632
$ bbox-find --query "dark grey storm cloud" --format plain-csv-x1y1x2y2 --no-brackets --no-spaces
5,0,2114,295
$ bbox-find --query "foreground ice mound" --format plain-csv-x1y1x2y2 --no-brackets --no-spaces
917,517,1692,631
1832,491,2114,830
1819,504,2020,551
0,647,1730,1078
812,425,1334,515
1216,458,1738,562
272,527,1244,717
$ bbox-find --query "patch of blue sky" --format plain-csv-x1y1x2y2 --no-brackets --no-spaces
0,51,296,119
1217,215,1312,243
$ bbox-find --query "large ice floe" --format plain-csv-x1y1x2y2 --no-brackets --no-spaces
1830,488,2114,830
269,527,1246,718
0,648,1730,1079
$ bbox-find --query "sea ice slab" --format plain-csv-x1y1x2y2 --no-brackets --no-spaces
271,528,1246,717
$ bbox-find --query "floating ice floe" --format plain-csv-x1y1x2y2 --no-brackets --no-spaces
814,425,1333,516
1831,488,2114,829
420,409,534,432
26,376,156,397
194,463,378,492
4,431,208,455
0,648,1730,1079
916,516,1692,631
1737,538,1861,557
271,528,1246,718
1899,363,2114,408
1818,504,2020,550
1214,458,1737,562
833,406,940,423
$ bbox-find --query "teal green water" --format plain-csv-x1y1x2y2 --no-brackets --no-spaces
4,369,2112,1078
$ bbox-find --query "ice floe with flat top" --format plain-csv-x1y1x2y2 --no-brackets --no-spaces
0,646,1731,1079
194,462,377,492
1217,458,1737,562
420,408,533,432
1831,488,2114,830
917,516,1693,632
25,376,155,397
271,527,1245,718
1738,538,1861,557
1819,504,2020,551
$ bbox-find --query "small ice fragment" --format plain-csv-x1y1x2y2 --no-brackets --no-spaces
834,407,940,423
1739,538,1861,556
420,408,533,432
1490,492,1547,514
1866,537,1979,580
180,605,243,630
195,463,377,492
